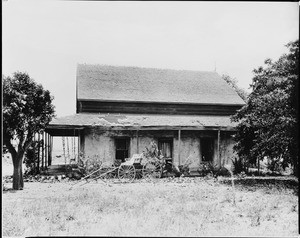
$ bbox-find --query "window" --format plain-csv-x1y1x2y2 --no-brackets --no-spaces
158,138,173,158
115,138,130,162
201,138,214,162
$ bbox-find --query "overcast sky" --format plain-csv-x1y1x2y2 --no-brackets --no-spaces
2,1,299,117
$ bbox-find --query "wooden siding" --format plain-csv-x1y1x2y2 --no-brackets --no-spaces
77,100,243,115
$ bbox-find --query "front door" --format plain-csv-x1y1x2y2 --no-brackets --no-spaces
115,138,130,162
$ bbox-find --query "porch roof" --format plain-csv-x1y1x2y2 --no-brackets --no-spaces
47,113,238,133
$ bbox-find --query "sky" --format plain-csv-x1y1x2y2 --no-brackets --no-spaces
2,0,299,118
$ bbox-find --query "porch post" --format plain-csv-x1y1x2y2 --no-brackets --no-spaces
136,130,139,154
33,133,36,172
78,130,80,160
42,132,44,169
217,130,220,167
48,134,52,166
45,132,48,169
178,129,181,166
37,133,40,173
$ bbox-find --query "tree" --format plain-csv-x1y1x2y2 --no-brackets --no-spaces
3,72,55,189
232,40,298,175
222,74,249,102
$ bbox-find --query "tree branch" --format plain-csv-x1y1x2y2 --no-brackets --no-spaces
3,136,17,159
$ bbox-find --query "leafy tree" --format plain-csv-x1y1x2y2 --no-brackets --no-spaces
3,72,55,189
222,74,249,102
232,40,299,175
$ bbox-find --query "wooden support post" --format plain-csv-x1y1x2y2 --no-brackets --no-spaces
48,134,52,166
136,130,139,154
42,132,44,169
78,131,80,157
178,129,181,166
50,134,52,165
37,133,40,173
45,133,48,169
46,134,48,167
217,130,220,167
33,133,36,172
44,132,46,169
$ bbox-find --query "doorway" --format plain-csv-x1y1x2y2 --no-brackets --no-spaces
158,138,173,158
200,138,214,162
115,138,130,162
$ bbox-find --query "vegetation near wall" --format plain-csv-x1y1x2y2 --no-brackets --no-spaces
222,74,249,102
232,40,299,176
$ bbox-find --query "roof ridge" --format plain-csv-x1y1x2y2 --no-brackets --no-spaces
77,63,217,74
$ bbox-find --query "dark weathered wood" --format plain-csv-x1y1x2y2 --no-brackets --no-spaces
45,128,82,136
78,100,243,115
87,126,237,131
178,129,181,166
48,134,52,166
217,130,220,167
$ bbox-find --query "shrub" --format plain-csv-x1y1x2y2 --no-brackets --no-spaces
197,162,224,177
215,167,231,177
266,157,284,173
24,140,43,175
232,156,248,174
72,152,103,179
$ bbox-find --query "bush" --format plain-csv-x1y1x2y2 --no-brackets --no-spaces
266,157,284,173
24,140,43,175
232,156,248,174
197,162,232,178
197,162,228,177
215,167,232,177
76,153,103,178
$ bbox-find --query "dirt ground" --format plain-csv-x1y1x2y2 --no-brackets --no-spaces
2,176,298,237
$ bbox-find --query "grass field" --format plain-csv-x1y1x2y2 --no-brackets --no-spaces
2,177,298,237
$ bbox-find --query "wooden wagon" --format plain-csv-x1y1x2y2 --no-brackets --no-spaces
70,153,163,188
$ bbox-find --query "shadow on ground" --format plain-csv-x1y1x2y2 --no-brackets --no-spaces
219,177,298,194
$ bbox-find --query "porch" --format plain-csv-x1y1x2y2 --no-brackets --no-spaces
45,113,238,174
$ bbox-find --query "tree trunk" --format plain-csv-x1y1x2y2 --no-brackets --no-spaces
12,153,25,190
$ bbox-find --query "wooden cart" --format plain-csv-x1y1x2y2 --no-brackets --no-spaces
70,153,163,189
118,153,162,182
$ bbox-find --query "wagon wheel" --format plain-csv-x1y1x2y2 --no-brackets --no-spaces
118,165,136,183
142,161,162,181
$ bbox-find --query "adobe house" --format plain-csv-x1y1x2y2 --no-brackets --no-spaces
46,64,245,171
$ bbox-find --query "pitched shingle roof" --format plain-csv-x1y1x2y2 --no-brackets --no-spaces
77,64,245,105
49,113,237,129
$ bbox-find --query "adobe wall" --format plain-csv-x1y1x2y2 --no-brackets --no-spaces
82,128,236,168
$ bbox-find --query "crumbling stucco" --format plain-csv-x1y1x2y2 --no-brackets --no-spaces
81,129,236,169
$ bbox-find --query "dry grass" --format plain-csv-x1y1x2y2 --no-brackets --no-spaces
2,177,298,237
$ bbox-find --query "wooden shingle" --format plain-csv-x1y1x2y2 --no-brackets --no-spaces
77,64,245,105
